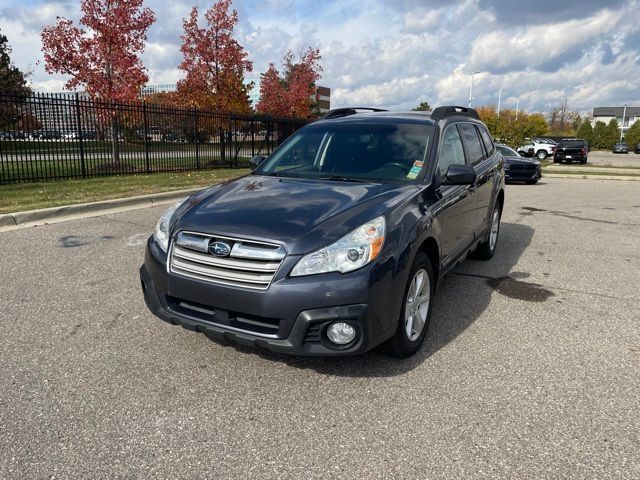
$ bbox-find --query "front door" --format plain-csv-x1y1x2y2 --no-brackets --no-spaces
432,123,477,265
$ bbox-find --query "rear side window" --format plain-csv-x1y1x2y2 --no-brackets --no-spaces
458,123,485,164
437,124,466,176
478,126,495,156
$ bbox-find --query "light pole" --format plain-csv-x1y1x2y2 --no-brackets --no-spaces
468,71,480,108
497,88,505,117
621,104,627,141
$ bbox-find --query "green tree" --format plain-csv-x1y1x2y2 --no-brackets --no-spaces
0,29,30,96
0,29,32,129
576,119,593,146
605,119,621,148
413,101,432,111
591,121,607,150
623,120,640,150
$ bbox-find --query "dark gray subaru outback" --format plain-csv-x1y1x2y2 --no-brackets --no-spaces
140,106,505,357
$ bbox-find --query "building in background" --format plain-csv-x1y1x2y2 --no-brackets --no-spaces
315,86,331,114
592,106,640,139
140,83,177,96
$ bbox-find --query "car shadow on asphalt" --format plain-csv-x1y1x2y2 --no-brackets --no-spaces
208,222,536,377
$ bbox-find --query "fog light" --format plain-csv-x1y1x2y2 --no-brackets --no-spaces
326,322,356,345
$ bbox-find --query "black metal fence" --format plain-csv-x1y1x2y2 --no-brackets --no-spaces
0,92,308,184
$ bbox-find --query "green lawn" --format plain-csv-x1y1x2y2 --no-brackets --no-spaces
0,168,249,214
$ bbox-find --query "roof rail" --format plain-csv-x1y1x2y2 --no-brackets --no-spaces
431,106,479,121
323,107,388,119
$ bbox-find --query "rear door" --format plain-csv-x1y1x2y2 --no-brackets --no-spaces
433,123,477,264
458,123,495,235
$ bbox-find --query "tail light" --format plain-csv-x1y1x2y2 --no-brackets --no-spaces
581,146,587,155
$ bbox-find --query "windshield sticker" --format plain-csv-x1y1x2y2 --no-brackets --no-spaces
406,160,424,179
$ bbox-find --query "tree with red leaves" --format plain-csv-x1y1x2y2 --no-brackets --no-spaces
257,48,322,119
41,0,155,163
41,0,155,101
178,0,252,113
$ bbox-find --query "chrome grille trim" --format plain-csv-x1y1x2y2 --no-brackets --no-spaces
169,231,285,290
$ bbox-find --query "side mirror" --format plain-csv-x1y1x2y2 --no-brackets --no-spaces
443,164,477,185
249,155,266,171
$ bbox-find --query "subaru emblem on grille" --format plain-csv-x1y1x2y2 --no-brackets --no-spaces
209,241,231,257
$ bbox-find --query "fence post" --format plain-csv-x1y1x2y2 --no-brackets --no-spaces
143,100,150,173
194,107,200,170
220,127,225,166
74,92,86,178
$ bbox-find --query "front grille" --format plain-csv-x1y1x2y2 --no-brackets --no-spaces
169,231,286,290
508,164,537,172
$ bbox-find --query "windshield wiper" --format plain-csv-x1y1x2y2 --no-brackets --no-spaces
321,175,369,183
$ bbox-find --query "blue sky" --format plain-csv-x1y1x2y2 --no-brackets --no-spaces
1,0,639,113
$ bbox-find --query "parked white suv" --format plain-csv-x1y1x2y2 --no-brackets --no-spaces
517,138,557,160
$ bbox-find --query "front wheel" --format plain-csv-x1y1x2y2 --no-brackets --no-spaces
536,150,547,160
389,253,434,358
474,203,501,260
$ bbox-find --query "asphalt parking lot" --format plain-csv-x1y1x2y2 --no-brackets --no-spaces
1,177,639,479
584,150,640,167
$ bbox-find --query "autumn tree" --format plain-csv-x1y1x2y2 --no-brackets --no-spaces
0,29,32,129
477,105,547,148
177,0,252,113
41,0,155,162
413,101,432,111
257,48,323,119
547,98,581,135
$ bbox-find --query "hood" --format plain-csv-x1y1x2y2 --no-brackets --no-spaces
173,174,416,254
503,155,539,165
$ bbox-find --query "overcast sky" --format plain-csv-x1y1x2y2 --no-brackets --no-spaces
1,0,639,113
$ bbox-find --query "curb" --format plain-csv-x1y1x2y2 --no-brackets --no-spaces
542,173,640,181
0,187,203,228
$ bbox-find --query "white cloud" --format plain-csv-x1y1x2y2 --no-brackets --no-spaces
1,0,639,114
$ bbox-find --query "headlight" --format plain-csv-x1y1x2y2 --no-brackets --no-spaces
153,199,186,252
290,216,385,277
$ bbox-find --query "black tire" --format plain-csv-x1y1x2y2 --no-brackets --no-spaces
536,150,547,160
525,179,538,184
389,253,435,358
553,158,561,163
474,202,502,260
580,159,587,164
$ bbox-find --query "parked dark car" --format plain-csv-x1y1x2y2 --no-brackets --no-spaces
162,132,187,143
635,143,640,154
612,142,629,154
496,144,541,184
554,139,588,164
140,106,505,358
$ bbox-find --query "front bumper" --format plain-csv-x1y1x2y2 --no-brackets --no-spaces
505,165,541,182
140,237,400,356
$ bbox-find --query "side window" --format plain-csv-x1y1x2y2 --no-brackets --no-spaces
437,124,466,177
478,126,495,156
458,123,485,164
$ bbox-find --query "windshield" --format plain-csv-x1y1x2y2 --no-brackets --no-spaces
497,145,519,157
255,122,434,183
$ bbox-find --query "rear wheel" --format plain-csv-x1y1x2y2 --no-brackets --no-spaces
474,203,501,260
389,253,434,358
536,150,547,160
553,158,561,163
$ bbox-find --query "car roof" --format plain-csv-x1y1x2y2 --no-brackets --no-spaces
313,111,437,126
314,110,492,128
